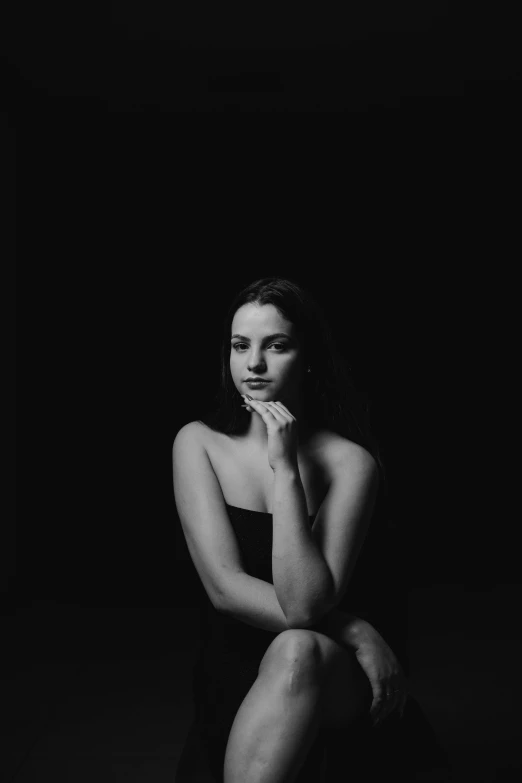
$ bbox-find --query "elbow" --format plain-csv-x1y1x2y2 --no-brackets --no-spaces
286,609,327,629
211,582,229,614
215,590,233,615
213,594,225,613
286,613,313,629
287,593,337,630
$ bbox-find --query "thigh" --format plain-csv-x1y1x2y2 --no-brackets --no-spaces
310,629,373,729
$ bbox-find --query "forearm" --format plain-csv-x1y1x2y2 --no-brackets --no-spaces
272,466,334,626
311,609,366,648
217,571,292,633
311,607,373,647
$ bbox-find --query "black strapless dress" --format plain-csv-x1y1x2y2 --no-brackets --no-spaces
175,503,451,782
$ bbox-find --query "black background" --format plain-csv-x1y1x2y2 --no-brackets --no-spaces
4,2,521,112
11,132,507,611
4,8,521,781
6,2,518,606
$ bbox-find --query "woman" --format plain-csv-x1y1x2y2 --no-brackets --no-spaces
173,277,450,782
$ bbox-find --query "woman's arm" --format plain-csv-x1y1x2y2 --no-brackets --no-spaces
218,572,293,632
316,607,409,725
311,606,371,646
173,422,293,633
272,465,335,626
237,399,377,630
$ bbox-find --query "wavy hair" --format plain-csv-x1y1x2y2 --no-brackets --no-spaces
199,277,387,494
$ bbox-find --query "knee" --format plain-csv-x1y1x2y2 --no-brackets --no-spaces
258,630,324,689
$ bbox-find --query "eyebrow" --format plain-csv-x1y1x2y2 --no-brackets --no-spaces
231,333,292,342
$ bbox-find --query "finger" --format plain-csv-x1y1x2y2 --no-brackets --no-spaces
375,703,390,726
243,398,278,421
270,401,295,420
262,401,292,424
373,678,402,726
245,398,290,424
375,690,395,726
370,684,382,713
370,689,384,726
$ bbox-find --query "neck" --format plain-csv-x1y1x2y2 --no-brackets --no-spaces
246,410,270,446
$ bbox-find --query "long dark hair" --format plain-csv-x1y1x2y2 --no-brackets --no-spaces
199,277,387,495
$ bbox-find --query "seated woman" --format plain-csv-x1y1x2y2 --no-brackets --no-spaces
173,276,451,782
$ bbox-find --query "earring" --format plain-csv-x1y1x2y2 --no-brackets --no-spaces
307,367,311,373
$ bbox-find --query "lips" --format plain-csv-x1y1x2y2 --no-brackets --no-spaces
244,379,270,383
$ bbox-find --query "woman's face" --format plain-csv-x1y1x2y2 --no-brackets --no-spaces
229,303,306,410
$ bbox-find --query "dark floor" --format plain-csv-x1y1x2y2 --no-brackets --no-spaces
1,585,521,782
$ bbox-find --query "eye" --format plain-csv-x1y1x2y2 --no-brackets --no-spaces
231,342,286,352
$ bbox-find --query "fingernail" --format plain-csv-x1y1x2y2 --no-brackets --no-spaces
245,394,253,400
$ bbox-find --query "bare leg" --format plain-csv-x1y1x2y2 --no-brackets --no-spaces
223,648,325,783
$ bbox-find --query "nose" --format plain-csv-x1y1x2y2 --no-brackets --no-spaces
247,351,266,373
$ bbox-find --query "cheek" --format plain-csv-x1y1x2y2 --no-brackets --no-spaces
229,356,241,378
278,357,302,381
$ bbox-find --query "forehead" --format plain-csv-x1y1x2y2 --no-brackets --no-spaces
231,303,294,335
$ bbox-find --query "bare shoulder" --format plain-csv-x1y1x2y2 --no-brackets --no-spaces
311,429,378,478
172,420,212,450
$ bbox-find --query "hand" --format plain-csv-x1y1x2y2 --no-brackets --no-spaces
241,396,298,472
323,611,408,728
351,621,409,728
